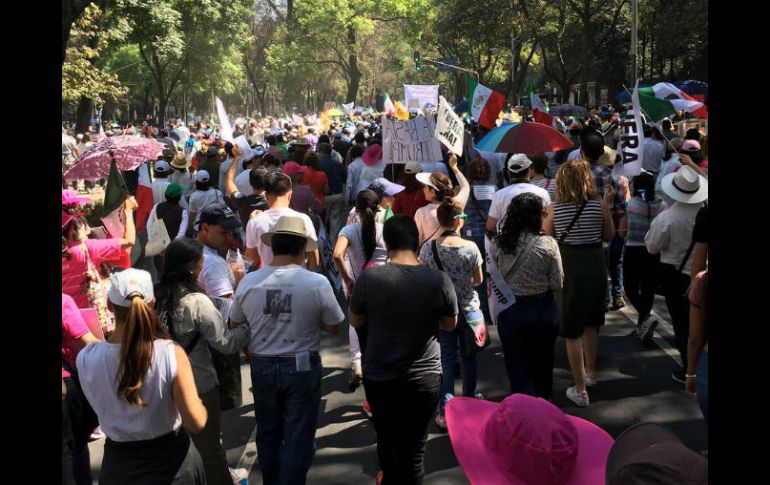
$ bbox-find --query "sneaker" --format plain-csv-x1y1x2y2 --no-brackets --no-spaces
434,414,447,430
639,315,659,345
585,374,597,387
348,365,363,391
89,426,105,441
672,367,686,385
566,386,590,407
474,393,484,400
610,295,626,310
363,400,372,418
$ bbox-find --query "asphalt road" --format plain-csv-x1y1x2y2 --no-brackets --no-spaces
88,293,707,484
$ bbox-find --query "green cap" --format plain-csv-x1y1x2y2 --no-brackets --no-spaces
165,183,183,199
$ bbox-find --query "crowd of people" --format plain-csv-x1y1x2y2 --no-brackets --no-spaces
62,107,708,484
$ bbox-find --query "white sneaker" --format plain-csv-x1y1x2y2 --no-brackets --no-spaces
566,386,589,407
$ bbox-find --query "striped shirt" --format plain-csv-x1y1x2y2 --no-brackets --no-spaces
553,199,604,245
531,177,557,202
626,197,666,247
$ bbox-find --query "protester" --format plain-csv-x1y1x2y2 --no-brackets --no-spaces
347,178,404,225
245,173,319,270
333,189,389,393
490,193,563,399
357,143,387,195
75,269,207,485
201,145,223,188
686,269,708,422
230,216,344,485
233,147,266,196
62,293,100,485
318,142,348,242
642,124,666,177
155,238,251,485
169,153,195,196
300,151,329,211
224,149,270,228
187,170,225,235
486,154,551,235
645,165,708,384
418,197,484,429
62,193,138,334
147,184,189,242
529,153,557,202
546,159,615,407
151,160,174,205
282,161,325,217
391,162,428,217
415,153,470,246
62,129,81,188
446,394,614,485
623,171,666,344
349,215,458,485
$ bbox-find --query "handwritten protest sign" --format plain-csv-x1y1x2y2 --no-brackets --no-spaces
382,116,442,164
404,85,439,110
435,95,464,155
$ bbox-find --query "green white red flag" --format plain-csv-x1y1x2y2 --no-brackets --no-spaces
467,78,505,129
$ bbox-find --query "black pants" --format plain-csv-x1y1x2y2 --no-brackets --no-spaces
62,377,98,485
363,372,441,485
658,263,691,366
623,246,660,323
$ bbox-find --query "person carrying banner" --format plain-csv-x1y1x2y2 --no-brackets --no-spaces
414,153,470,247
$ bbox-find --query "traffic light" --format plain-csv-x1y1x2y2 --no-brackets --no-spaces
414,51,422,72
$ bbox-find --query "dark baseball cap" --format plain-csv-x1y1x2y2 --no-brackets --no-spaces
606,423,708,485
198,203,241,230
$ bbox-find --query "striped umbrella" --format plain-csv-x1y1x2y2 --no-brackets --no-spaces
475,121,573,154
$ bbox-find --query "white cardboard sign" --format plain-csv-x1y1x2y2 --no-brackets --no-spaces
435,95,464,155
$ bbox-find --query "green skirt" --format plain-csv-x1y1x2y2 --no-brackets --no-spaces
557,243,607,339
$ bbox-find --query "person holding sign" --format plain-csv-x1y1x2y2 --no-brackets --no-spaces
414,153,470,247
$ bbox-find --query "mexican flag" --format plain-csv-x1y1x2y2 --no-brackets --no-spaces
135,162,154,232
383,93,396,116
102,160,132,268
528,82,554,127
468,78,505,129
638,82,708,119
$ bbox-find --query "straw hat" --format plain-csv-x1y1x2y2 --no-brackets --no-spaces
261,216,318,251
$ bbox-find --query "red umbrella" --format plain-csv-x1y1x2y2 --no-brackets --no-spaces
476,121,573,154
64,135,166,182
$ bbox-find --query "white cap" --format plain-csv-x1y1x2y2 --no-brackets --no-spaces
507,154,533,174
154,160,171,173
108,269,154,307
196,170,210,183
404,162,422,174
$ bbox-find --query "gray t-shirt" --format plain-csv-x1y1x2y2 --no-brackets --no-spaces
349,264,458,381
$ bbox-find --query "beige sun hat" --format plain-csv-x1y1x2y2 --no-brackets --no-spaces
260,216,318,251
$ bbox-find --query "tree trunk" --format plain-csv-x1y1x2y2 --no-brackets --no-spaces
345,26,361,104
75,96,93,134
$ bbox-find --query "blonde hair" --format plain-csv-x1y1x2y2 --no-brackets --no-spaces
555,160,598,204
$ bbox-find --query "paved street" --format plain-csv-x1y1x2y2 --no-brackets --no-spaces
88,292,707,484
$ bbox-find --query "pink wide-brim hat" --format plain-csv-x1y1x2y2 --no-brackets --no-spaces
446,395,614,485
361,144,383,166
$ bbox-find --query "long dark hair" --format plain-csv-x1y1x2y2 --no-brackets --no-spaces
496,193,544,254
154,238,204,328
114,295,169,407
632,172,656,202
356,189,380,264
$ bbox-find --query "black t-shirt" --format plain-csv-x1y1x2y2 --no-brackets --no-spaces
230,192,269,228
349,263,458,381
692,204,708,244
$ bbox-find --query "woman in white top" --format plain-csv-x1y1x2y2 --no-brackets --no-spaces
333,189,388,390
75,269,207,485
414,153,470,247
187,170,225,235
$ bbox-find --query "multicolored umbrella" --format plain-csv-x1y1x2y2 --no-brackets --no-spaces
64,135,166,181
475,121,574,154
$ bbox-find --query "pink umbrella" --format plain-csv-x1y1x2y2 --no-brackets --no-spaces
64,135,166,181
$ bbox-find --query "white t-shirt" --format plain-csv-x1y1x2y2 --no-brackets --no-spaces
234,170,254,196
245,208,318,267
415,203,441,246
75,340,182,442
198,245,235,298
230,265,344,355
188,188,225,224
338,222,387,280
489,183,551,223
151,179,171,206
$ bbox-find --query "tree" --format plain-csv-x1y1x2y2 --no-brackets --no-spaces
62,3,127,132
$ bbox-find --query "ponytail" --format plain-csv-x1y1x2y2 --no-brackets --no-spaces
115,294,169,407
436,196,462,228
355,189,380,265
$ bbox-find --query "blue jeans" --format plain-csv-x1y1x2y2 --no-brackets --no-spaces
696,351,708,422
438,318,478,415
250,354,323,485
605,235,626,301
497,299,559,399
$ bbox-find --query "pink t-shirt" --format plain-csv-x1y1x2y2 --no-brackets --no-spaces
61,239,121,308
62,293,90,379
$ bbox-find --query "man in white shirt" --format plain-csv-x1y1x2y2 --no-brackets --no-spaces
486,154,552,234
233,146,266,196
245,173,319,270
645,165,707,384
642,125,666,176
231,216,343,485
